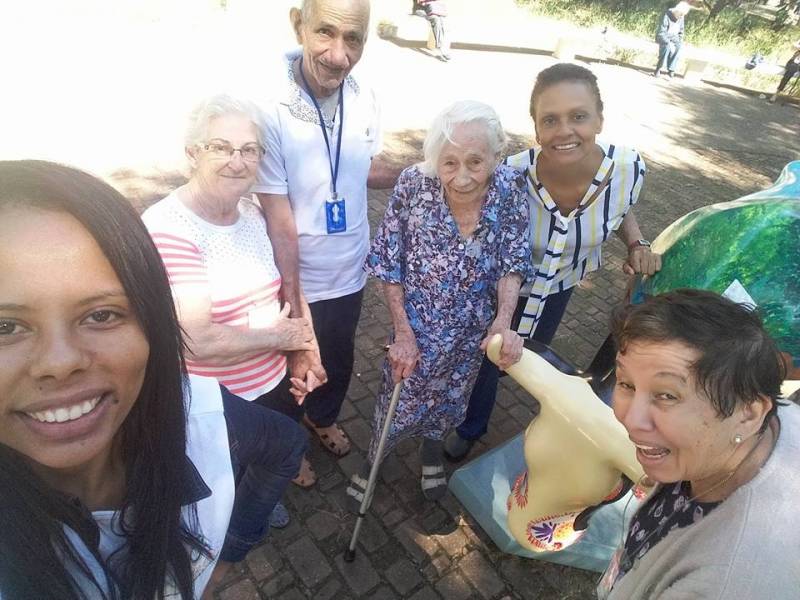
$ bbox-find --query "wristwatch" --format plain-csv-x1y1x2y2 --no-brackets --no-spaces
627,239,651,251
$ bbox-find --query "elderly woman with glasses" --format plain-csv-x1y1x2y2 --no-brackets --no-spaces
346,101,531,505
142,95,318,495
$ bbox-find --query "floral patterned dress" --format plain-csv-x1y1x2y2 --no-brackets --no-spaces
364,164,531,462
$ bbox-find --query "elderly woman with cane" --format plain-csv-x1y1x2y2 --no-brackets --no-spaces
346,101,531,508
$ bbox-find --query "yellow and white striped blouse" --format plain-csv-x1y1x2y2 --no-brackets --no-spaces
505,142,646,337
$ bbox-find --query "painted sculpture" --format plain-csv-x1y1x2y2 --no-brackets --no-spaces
485,335,648,553
634,161,800,357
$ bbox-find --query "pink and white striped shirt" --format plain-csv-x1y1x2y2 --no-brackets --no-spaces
142,191,286,400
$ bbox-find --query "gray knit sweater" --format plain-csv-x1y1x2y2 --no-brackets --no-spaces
600,402,800,599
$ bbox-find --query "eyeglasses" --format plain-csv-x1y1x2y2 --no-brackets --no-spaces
201,140,263,162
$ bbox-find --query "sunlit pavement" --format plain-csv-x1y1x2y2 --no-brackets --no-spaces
2,2,798,598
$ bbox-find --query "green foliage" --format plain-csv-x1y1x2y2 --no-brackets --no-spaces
517,0,799,58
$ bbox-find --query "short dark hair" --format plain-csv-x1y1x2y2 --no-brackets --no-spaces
530,62,604,120
0,160,207,599
613,289,785,419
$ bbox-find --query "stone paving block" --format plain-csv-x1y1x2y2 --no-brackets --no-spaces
507,405,535,426
435,571,474,600
259,571,295,598
348,376,373,401
354,397,377,420
338,400,358,421
379,452,409,484
343,417,375,452
385,557,425,596
305,510,342,541
366,585,400,600
335,551,381,595
338,450,366,477
276,589,305,600
435,527,469,558
420,507,449,533
286,485,326,514
396,518,441,563
407,586,442,600
316,577,345,600
245,543,282,581
317,469,345,492
459,551,506,599
383,506,408,528
370,486,399,516
284,536,333,588
219,578,259,600
497,557,558,600
357,515,390,553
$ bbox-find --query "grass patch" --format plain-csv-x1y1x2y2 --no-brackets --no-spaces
516,0,799,59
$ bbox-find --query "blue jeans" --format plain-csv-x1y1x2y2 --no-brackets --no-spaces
219,386,307,562
656,38,682,73
456,287,574,441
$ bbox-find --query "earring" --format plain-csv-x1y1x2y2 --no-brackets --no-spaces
733,434,743,445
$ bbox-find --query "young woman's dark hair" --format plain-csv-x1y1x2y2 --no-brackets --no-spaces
529,62,605,120
0,160,209,599
612,288,786,423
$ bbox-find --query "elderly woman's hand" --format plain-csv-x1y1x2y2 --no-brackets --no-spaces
623,246,662,276
388,329,420,383
288,346,328,405
272,302,316,352
481,321,523,371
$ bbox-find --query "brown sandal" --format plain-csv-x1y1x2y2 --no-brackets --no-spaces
303,417,352,457
292,456,317,488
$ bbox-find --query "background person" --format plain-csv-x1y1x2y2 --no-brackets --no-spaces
142,95,314,503
769,40,800,102
599,289,798,599
0,160,305,599
446,63,661,461
346,101,530,506
416,0,451,61
254,0,403,484
654,1,693,78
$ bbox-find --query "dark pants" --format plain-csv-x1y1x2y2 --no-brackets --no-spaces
219,386,307,563
259,290,364,427
777,60,800,93
456,287,574,441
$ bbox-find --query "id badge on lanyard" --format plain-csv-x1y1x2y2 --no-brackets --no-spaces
326,193,346,233
299,57,347,235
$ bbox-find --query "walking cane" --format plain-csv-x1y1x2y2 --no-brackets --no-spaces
344,378,403,562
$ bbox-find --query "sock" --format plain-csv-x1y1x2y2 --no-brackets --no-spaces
420,438,443,465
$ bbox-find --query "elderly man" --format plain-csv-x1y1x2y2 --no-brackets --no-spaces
654,1,693,78
255,0,400,486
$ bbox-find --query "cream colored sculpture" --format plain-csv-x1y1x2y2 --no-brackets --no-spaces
485,335,648,552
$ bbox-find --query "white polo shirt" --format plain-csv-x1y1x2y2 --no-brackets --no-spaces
254,48,382,303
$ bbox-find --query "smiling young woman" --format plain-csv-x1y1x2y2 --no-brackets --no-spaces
0,160,209,599
448,63,662,461
0,160,305,599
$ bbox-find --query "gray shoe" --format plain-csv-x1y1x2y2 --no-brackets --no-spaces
443,430,475,462
268,501,290,529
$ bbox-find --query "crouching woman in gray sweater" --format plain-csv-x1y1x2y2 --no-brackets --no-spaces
598,289,799,599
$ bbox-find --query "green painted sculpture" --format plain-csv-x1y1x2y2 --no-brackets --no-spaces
635,161,800,356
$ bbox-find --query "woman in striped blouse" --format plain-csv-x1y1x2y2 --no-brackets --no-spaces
446,63,662,460
143,95,319,494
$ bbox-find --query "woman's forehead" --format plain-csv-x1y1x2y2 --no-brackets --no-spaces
0,208,124,301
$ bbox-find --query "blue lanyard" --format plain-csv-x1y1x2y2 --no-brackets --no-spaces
299,57,344,198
